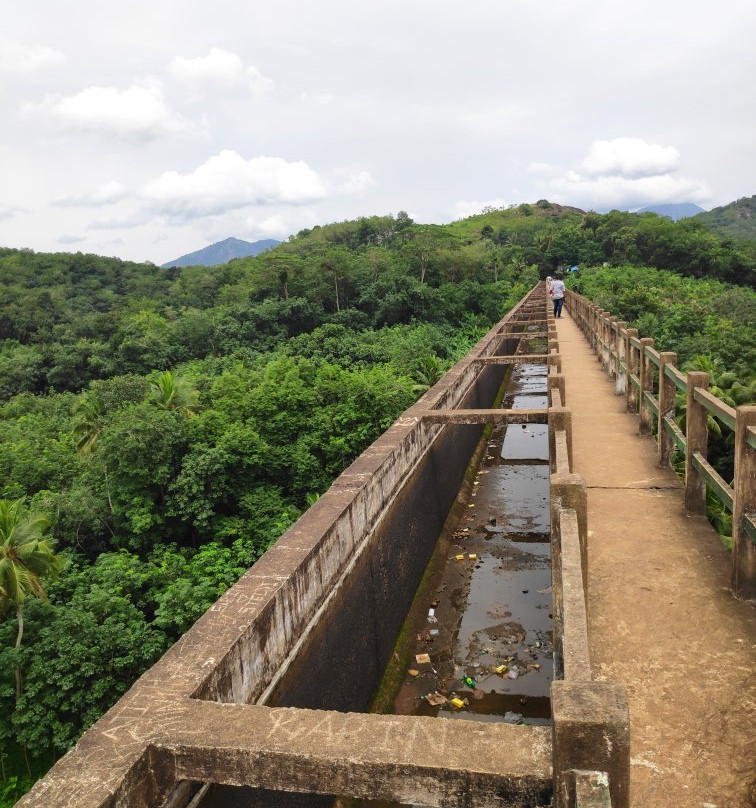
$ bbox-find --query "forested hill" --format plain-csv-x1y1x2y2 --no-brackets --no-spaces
0,202,752,401
692,196,756,260
0,202,754,805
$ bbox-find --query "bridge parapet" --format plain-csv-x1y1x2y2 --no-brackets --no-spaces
546,298,630,808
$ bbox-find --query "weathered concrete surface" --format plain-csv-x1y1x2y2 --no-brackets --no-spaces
164,702,552,806
557,309,756,808
551,682,630,808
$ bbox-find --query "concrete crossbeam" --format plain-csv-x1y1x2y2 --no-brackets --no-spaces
473,353,554,363
418,408,548,424
166,701,553,807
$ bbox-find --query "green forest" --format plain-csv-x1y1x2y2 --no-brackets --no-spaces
0,201,754,803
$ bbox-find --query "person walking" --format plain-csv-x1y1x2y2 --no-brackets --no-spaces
550,274,566,318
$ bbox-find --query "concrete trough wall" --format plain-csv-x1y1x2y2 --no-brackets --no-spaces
193,309,528,710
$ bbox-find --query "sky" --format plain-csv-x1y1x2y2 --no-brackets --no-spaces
1,0,754,265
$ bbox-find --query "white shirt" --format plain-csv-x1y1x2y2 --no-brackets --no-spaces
551,279,566,298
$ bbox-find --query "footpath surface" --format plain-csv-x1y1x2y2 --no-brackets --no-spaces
556,310,756,808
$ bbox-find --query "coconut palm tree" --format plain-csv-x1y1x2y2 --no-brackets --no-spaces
0,499,62,700
411,354,447,394
148,370,201,416
71,392,104,455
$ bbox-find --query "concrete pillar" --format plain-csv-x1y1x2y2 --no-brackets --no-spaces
684,371,709,514
657,352,677,468
551,472,588,587
551,682,630,808
731,405,756,601
625,329,639,413
614,322,627,396
549,373,567,407
549,407,573,474
638,338,655,437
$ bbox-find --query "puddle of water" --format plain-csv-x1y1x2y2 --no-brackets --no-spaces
501,424,549,461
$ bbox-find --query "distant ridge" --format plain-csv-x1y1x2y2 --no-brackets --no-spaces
636,202,706,221
692,195,755,244
162,236,281,268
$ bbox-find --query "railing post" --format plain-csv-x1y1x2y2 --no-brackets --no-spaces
685,371,709,513
732,406,756,601
638,338,655,437
625,329,639,413
614,322,627,396
592,306,600,353
606,317,618,379
598,311,608,368
657,352,677,468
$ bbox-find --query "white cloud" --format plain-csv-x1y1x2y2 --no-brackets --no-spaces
300,91,335,105
551,170,709,210
22,83,192,140
142,150,328,219
0,36,66,74
54,181,130,208
168,48,273,93
333,169,376,195
579,138,680,179
527,161,558,175
245,214,291,238
545,138,709,210
0,203,27,222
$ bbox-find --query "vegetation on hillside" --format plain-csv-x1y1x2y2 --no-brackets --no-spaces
0,200,753,803
693,195,756,260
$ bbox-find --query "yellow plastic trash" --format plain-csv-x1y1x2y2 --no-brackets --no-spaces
449,697,465,709
455,554,465,561
468,553,477,561
495,664,508,675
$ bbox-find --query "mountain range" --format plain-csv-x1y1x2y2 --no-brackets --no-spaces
161,236,281,268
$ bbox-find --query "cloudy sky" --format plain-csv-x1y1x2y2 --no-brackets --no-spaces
1,0,754,264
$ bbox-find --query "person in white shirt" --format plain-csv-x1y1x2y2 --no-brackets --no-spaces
550,274,566,318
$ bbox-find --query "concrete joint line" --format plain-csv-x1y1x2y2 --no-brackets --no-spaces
586,484,679,491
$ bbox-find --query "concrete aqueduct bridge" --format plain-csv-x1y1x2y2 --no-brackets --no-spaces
18,283,628,808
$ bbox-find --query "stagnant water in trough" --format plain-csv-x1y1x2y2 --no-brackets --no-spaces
337,342,552,808
377,356,551,724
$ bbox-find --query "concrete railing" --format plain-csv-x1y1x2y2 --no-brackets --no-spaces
566,290,756,602
17,285,560,808
547,299,630,808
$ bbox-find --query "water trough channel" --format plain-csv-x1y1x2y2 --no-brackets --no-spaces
199,320,552,808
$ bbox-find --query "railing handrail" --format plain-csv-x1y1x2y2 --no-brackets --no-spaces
564,287,756,602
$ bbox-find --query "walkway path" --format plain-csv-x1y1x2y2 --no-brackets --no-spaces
556,310,756,808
